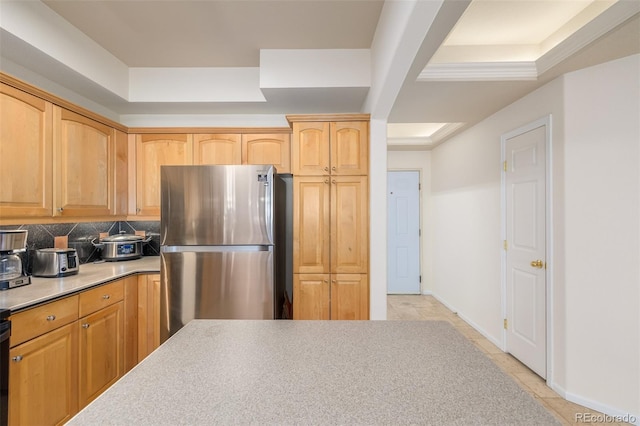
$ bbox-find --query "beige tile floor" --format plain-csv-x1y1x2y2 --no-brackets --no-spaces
387,295,630,426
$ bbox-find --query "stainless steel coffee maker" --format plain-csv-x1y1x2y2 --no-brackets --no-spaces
0,230,31,290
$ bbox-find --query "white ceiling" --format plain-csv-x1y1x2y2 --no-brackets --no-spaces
1,0,638,147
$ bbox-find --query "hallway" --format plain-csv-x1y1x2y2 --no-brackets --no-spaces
387,295,626,426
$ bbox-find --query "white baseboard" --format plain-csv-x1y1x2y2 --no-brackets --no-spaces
564,391,639,425
421,290,433,295
431,293,503,349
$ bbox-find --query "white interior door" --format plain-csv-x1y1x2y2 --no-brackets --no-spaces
504,122,547,378
387,171,420,294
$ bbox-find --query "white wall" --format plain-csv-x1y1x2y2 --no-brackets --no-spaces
430,76,565,353
387,150,432,293
562,54,640,418
429,53,640,419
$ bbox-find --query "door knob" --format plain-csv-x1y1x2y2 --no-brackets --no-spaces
530,260,544,269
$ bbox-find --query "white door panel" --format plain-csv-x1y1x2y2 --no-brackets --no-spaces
504,122,547,378
387,171,420,294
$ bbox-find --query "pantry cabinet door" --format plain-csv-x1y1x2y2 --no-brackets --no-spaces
193,134,241,165
0,83,53,218
293,176,330,274
331,274,369,320
54,107,114,217
292,122,330,175
331,176,368,273
330,121,368,175
242,133,291,173
293,274,330,320
136,134,192,216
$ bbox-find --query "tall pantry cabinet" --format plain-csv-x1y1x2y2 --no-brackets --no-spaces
288,115,369,320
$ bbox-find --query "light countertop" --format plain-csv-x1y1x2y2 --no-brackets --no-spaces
0,256,160,312
67,320,559,426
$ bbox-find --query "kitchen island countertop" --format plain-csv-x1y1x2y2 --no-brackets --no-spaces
67,320,559,426
0,256,160,312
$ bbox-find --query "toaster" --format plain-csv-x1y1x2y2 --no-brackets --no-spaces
32,248,79,278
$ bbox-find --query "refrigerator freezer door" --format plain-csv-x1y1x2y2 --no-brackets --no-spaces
160,249,274,340
161,165,274,246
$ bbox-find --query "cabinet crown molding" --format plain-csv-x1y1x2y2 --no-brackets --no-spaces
286,114,371,126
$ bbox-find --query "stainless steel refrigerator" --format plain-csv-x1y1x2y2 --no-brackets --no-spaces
160,165,289,342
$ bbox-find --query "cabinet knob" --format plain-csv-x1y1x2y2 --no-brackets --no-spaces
57,207,64,212
46,315,56,321
82,323,90,329
12,355,23,362
332,166,336,171
136,208,141,213
332,180,336,185
102,294,110,300
324,167,329,172
324,179,329,184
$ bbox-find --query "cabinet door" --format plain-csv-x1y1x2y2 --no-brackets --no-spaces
293,274,330,320
330,121,368,175
331,274,369,320
54,107,114,217
293,176,330,274
0,84,53,218
137,274,160,362
78,302,124,408
331,176,369,273
123,276,139,373
292,122,330,175
193,134,241,165
242,133,291,173
9,322,79,426
136,134,192,216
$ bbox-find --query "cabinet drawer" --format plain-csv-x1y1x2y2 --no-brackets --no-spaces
79,280,124,317
9,295,79,347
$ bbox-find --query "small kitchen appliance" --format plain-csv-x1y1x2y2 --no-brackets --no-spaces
91,232,152,261
0,230,31,290
32,248,79,278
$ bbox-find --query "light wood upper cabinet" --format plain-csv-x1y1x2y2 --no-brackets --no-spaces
292,122,330,175
193,134,241,165
330,122,368,175
54,106,114,217
114,129,129,216
135,134,192,216
9,322,79,426
292,121,367,175
0,83,53,218
331,176,368,273
242,133,291,173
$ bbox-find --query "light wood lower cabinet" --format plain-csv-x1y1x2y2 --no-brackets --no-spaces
293,274,330,320
78,302,124,408
293,274,368,320
8,274,160,424
8,322,79,426
137,273,160,362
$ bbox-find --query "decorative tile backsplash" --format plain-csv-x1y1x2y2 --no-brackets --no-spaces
0,221,160,273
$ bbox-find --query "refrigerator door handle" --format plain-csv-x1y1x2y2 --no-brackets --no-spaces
161,245,273,253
